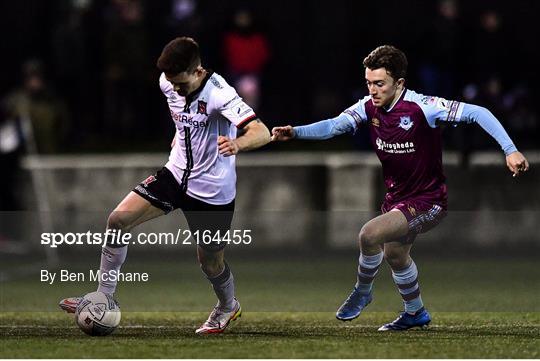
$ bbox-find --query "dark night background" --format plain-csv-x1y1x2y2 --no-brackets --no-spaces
0,0,538,153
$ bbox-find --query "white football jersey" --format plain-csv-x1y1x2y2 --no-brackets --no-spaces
161,71,256,205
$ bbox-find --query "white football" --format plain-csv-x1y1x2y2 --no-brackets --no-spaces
75,291,121,336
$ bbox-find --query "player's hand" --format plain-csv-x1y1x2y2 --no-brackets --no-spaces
218,136,239,157
271,126,295,141
171,135,176,148
506,151,529,177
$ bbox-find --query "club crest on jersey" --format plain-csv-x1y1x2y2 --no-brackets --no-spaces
399,116,413,131
142,175,157,187
371,118,380,127
197,100,208,115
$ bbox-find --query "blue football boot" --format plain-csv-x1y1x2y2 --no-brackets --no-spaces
378,307,431,331
336,288,373,321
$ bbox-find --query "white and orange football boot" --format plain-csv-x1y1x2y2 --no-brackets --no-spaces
195,298,241,335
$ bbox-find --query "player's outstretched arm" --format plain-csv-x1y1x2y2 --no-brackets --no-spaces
272,114,356,142
218,119,271,157
457,104,530,177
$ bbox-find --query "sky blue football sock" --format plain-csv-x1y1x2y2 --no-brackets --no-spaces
391,260,423,314
355,252,383,294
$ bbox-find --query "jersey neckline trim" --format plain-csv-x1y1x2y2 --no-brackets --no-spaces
185,69,214,103
383,88,407,113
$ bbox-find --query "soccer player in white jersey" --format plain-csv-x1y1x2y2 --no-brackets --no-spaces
59,37,271,334
272,45,529,331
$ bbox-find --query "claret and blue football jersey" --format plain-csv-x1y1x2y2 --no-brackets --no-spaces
295,88,517,205
342,89,465,204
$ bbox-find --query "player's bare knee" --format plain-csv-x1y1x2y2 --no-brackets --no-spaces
107,211,130,231
359,225,380,248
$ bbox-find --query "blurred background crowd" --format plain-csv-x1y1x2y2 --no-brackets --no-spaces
0,0,538,173
0,0,539,253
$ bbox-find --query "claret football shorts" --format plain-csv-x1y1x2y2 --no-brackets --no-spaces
382,196,447,244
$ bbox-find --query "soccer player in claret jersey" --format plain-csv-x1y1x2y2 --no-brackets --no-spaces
272,45,529,331
59,37,271,334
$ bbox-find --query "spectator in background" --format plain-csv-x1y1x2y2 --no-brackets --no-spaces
0,100,26,253
222,8,270,110
463,10,510,118
103,0,152,139
418,0,462,98
163,0,202,39
0,100,24,210
454,9,513,164
471,10,507,83
51,0,96,149
4,60,69,154
456,76,508,165
504,89,538,149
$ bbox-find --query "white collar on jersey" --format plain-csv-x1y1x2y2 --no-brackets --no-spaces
383,88,406,112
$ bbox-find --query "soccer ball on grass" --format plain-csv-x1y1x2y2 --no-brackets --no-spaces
75,291,121,336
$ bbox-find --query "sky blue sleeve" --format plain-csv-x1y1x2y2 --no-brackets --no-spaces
293,113,356,140
411,90,517,155
460,104,517,155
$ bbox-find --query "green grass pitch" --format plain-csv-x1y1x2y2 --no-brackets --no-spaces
1,255,539,358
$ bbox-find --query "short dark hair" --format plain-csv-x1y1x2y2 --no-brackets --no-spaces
363,45,408,80
157,37,201,76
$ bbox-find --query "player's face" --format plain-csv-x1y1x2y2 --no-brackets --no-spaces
166,68,204,97
365,68,403,108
